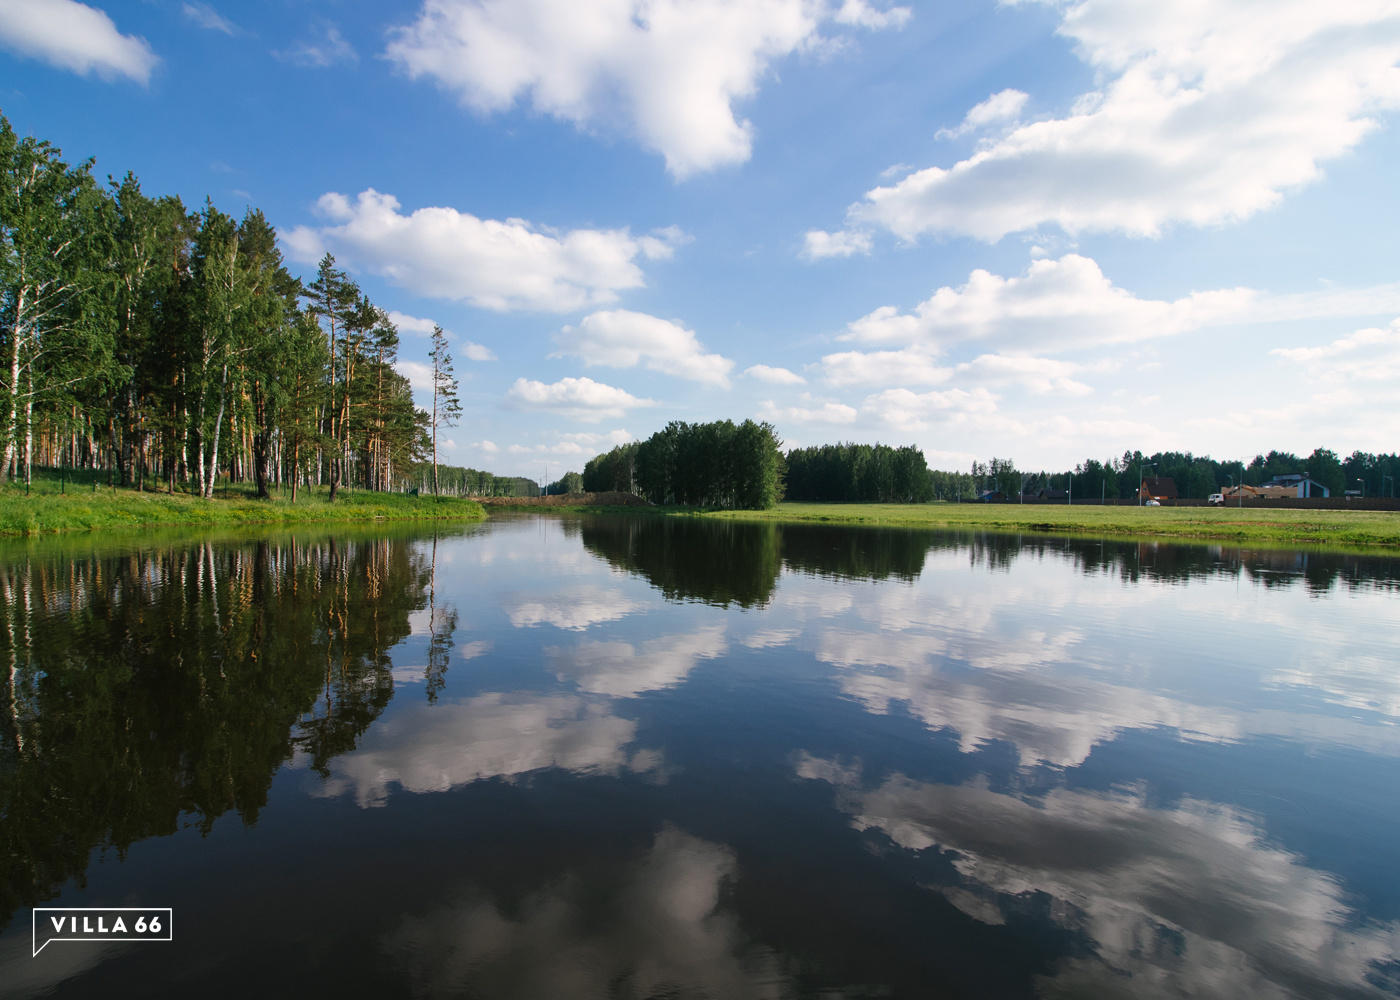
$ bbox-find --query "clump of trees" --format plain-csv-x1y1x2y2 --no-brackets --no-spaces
0,114,439,497
785,443,932,502
419,465,538,497
586,420,783,509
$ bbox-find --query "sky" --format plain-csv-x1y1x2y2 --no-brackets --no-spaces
3,0,1400,477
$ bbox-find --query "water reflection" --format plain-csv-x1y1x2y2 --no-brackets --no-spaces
385,827,788,1000
3,516,1399,999
799,754,1400,999
0,529,434,925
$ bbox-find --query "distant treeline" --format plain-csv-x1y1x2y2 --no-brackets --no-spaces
415,464,539,498
784,443,932,502
968,448,1400,500
584,420,783,509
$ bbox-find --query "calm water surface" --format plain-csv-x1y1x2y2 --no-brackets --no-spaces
2,515,1399,998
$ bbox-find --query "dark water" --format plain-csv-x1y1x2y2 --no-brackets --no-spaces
3,515,1399,999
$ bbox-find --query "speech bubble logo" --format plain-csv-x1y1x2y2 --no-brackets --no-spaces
32,908,172,956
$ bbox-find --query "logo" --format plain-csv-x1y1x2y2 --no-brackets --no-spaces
32,908,172,956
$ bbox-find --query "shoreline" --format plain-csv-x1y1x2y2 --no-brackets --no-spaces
0,485,486,537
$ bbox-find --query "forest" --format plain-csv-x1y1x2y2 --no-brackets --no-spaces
0,114,462,499
584,419,784,509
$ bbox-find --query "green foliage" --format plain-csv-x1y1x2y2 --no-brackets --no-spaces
583,442,639,493
633,419,782,509
786,442,932,502
546,470,584,495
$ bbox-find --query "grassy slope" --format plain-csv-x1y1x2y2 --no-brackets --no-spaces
0,475,484,536
697,501,1400,548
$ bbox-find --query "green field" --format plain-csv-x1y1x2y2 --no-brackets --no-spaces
697,501,1400,549
0,470,485,536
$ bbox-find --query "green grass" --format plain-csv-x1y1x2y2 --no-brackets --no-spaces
0,470,484,536
692,501,1400,549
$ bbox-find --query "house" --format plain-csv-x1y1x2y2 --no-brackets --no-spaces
1036,488,1068,501
978,490,1007,502
1261,473,1330,498
1138,477,1178,501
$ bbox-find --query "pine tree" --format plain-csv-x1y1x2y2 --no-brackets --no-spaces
428,326,460,497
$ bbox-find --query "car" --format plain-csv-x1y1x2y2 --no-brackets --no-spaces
1144,498,1161,506
1208,493,1224,505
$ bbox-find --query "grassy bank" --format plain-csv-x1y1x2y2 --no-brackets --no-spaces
0,471,485,536
698,501,1400,548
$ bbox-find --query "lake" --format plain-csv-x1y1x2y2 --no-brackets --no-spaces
2,514,1399,998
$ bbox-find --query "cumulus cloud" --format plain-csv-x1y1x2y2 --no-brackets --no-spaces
758,395,858,425
385,0,910,178
0,0,157,83
850,0,1400,241
861,386,998,431
820,349,951,387
505,376,653,422
394,359,434,390
276,22,357,68
554,310,735,387
387,310,497,360
1272,318,1400,381
801,229,872,260
284,189,666,312
842,254,1400,355
744,364,806,385
935,88,1028,139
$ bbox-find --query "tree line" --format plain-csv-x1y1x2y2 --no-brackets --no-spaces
967,448,1400,500
584,420,783,509
0,114,468,498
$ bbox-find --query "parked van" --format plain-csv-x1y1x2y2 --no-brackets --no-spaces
1208,493,1224,505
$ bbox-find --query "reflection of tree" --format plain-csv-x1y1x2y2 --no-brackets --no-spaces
781,524,942,582
0,529,431,928
580,517,781,608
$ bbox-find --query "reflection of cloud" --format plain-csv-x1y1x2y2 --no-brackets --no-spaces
384,826,788,998
0,934,126,999
801,758,1400,999
501,588,643,630
549,626,726,698
741,628,798,649
321,693,652,807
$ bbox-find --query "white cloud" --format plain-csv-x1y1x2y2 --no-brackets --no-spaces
820,349,950,387
182,3,236,35
801,229,872,260
851,0,1400,241
842,254,1400,355
285,190,663,312
0,0,157,83
389,310,498,360
744,364,806,385
861,386,998,431
472,439,500,454
554,310,735,387
505,376,654,422
276,23,357,68
758,395,858,425
385,0,910,178
395,359,434,390
935,88,1028,139
1272,318,1400,380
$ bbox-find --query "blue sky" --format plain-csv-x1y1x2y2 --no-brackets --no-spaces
4,0,1400,477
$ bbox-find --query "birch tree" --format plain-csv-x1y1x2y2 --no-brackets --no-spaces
428,325,460,497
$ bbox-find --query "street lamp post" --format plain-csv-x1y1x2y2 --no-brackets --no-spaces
1356,477,1365,499
1139,462,1156,507
1385,474,1395,499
